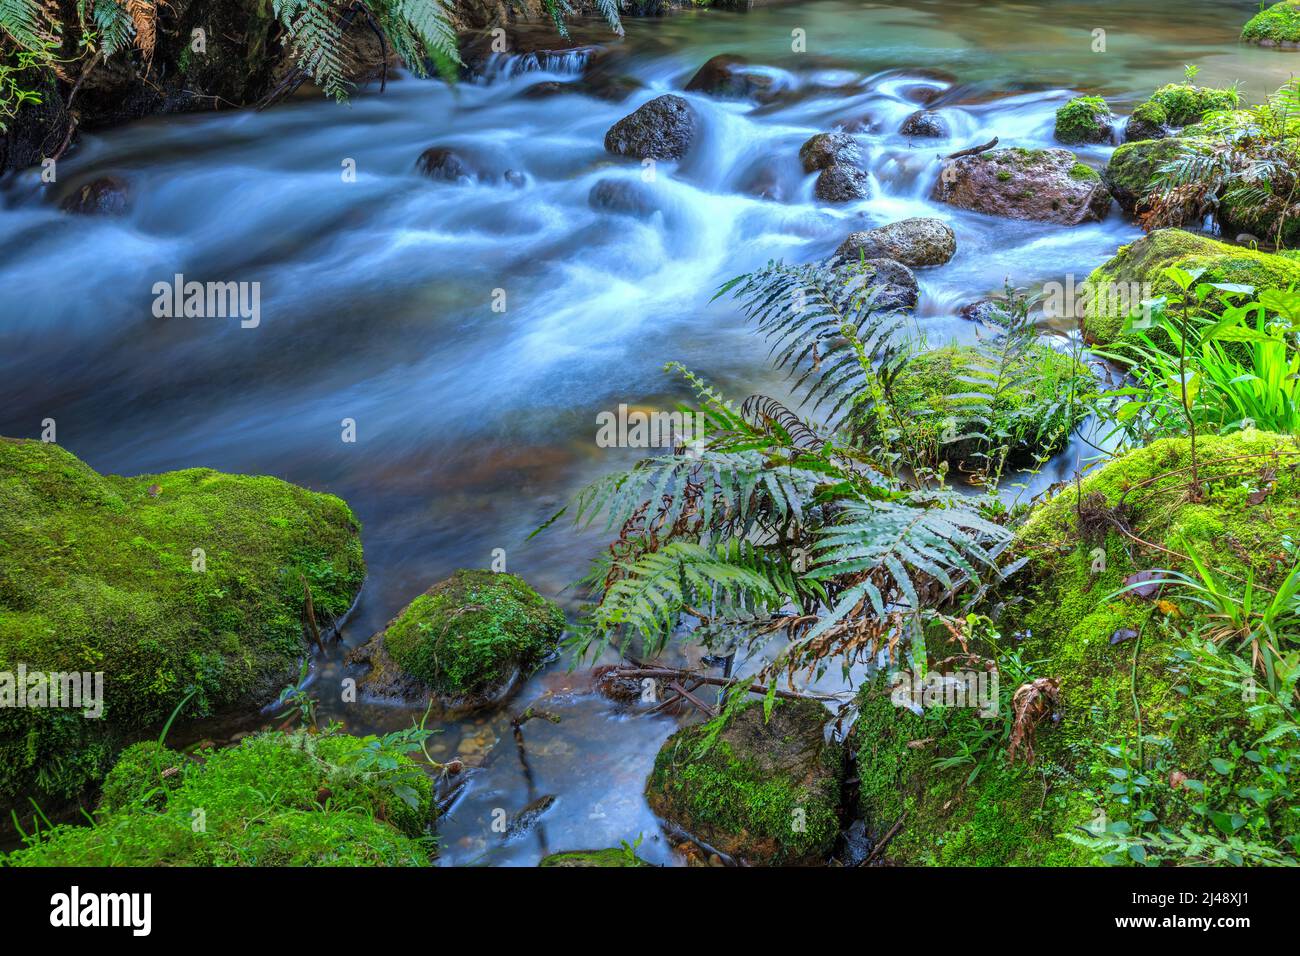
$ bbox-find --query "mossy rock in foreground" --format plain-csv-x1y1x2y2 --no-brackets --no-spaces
856,430,1300,865
853,343,1092,471
538,848,653,867
0,438,365,820
4,730,433,866
349,569,565,710
645,697,844,865
1081,228,1300,348
1242,1,1300,45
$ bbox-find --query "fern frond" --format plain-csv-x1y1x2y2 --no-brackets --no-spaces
125,0,156,59
716,257,911,422
805,494,1008,640
0,0,51,49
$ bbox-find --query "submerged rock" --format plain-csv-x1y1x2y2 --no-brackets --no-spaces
416,146,479,183
1081,228,1300,347
814,164,872,202
958,298,1014,326
604,94,699,161
1054,95,1115,145
347,569,565,712
900,109,948,137
684,54,773,100
836,217,956,267
798,131,861,173
645,697,844,865
589,178,660,219
0,438,365,823
60,176,129,216
933,147,1111,225
4,730,432,865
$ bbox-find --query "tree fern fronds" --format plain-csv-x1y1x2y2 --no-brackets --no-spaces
87,0,134,58
804,495,1008,640
591,0,623,37
273,0,353,100
124,0,156,59
388,0,459,67
587,541,783,655
716,257,910,419
0,0,51,49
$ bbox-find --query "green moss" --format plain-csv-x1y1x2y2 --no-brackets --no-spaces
98,741,185,812
4,730,433,866
855,430,1300,865
1102,137,1188,213
382,569,564,699
856,343,1092,468
1242,1,1300,43
1082,228,1300,347
0,439,365,816
1130,100,1168,128
1147,83,1239,127
996,169,1012,181
1054,95,1114,145
645,697,843,865
538,848,652,867
1069,162,1101,182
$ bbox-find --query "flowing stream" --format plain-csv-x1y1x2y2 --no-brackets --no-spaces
0,0,1287,865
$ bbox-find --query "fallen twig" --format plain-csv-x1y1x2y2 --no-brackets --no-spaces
946,136,998,159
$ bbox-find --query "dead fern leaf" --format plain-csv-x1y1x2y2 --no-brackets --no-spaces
1007,676,1060,765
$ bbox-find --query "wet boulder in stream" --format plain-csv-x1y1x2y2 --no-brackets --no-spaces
900,109,948,138
604,94,699,161
346,569,565,713
933,147,1111,225
836,217,956,267
645,697,844,866
60,176,130,216
826,256,920,312
814,164,872,202
684,54,774,101
798,132,862,173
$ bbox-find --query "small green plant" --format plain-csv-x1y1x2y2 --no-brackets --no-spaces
275,660,318,730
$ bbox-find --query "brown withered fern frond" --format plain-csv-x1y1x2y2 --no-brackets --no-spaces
125,0,159,60
1008,676,1061,765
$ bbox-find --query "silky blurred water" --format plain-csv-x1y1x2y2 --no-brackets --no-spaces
0,0,1286,865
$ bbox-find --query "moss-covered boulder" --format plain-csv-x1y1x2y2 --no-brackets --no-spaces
4,730,433,865
538,848,653,867
854,343,1093,470
0,439,365,822
855,429,1300,865
1054,95,1115,145
1144,83,1239,128
1103,137,1187,215
934,147,1110,225
1242,1,1300,45
645,697,843,865
1123,100,1170,143
1081,228,1300,347
348,569,565,711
